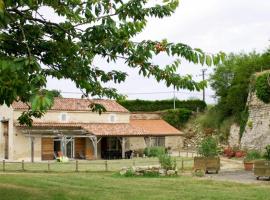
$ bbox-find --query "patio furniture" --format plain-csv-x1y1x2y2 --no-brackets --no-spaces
79,151,86,159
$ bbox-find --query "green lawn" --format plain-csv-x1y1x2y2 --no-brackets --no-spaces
0,172,269,200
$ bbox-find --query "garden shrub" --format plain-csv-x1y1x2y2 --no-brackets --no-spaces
118,99,206,112
263,145,270,160
255,73,270,103
198,136,219,157
144,147,166,157
245,150,261,161
161,108,192,128
158,154,177,171
124,169,135,177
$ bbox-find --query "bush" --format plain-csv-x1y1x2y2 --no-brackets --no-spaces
161,108,192,128
255,73,270,103
158,154,176,171
245,150,261,161
198,136,219,157
123,169,135,177
144,147,166,157
118,99,206,112
263,145,270,160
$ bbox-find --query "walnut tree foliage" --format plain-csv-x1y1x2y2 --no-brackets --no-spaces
0,0,225,125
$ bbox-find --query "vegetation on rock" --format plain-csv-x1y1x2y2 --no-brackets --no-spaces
197,49,270,142
255,73,270,103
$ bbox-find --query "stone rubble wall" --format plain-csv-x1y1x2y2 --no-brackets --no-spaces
240,92,270,150
228,123,240,147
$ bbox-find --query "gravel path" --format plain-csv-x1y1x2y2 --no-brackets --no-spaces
204,158,270,184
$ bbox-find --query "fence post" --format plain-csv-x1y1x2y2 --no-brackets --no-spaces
75,160,78,172
133,159,135,167
22,160,25,171
3,160,5,172
191,152,194,158
48,160,50,172
178,149,181,157
181,158,184,172
105,160,108,171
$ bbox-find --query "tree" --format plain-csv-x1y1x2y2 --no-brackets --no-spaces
208,48,270,140
0,0,224,125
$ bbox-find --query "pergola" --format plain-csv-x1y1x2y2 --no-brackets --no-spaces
20,123,141,162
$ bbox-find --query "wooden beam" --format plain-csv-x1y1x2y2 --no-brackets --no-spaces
31,137,34,163
121,137,127,159
89,136,98,159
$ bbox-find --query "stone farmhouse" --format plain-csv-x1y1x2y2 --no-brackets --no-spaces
0,98,182,161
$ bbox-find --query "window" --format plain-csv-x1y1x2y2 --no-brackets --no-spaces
108,114,116,123
151,137,165,147
60,113,68,122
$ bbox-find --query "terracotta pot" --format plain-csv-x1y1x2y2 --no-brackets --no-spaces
224,147,232,156
226,150,235,158
244,161,253,171
235,151,245,158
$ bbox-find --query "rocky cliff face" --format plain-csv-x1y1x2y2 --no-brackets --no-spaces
240,92,270,150
228,124,240,147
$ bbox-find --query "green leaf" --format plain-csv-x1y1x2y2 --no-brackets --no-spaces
205,55,212,66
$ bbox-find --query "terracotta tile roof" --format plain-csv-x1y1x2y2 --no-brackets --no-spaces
15,122,146,136
12,98,129,113
16,120,181,136
130,119,182,136
16,122,82,128
82,123,145,136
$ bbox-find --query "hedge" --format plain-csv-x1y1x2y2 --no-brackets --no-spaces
161,108,193,129
118,99,206,112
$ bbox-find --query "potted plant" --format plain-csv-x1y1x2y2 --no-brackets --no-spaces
223,146,235,158
234,146,245,158
194,136,220,174
243,150,261,171
254,145,270,180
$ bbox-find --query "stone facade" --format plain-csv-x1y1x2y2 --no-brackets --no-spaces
0,101,183,161
241,92,270,150
228,123,240,147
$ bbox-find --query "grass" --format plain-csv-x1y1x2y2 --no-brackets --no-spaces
0,157,194,172
0,172,270,200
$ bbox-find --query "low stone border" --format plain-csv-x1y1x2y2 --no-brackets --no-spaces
120,165,178,176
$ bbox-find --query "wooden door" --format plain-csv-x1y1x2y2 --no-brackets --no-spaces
75,138,85,159
41,138,54,160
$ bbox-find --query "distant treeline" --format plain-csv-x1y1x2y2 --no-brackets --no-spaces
118,99,206,112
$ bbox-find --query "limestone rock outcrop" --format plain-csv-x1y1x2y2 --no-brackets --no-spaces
241,92,270,150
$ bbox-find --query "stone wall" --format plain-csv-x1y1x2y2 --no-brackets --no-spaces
228,123,240,147
241,92,270,150
130,113,161,120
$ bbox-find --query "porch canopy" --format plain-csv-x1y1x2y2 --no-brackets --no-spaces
16,119,182,160
16,122,146,160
